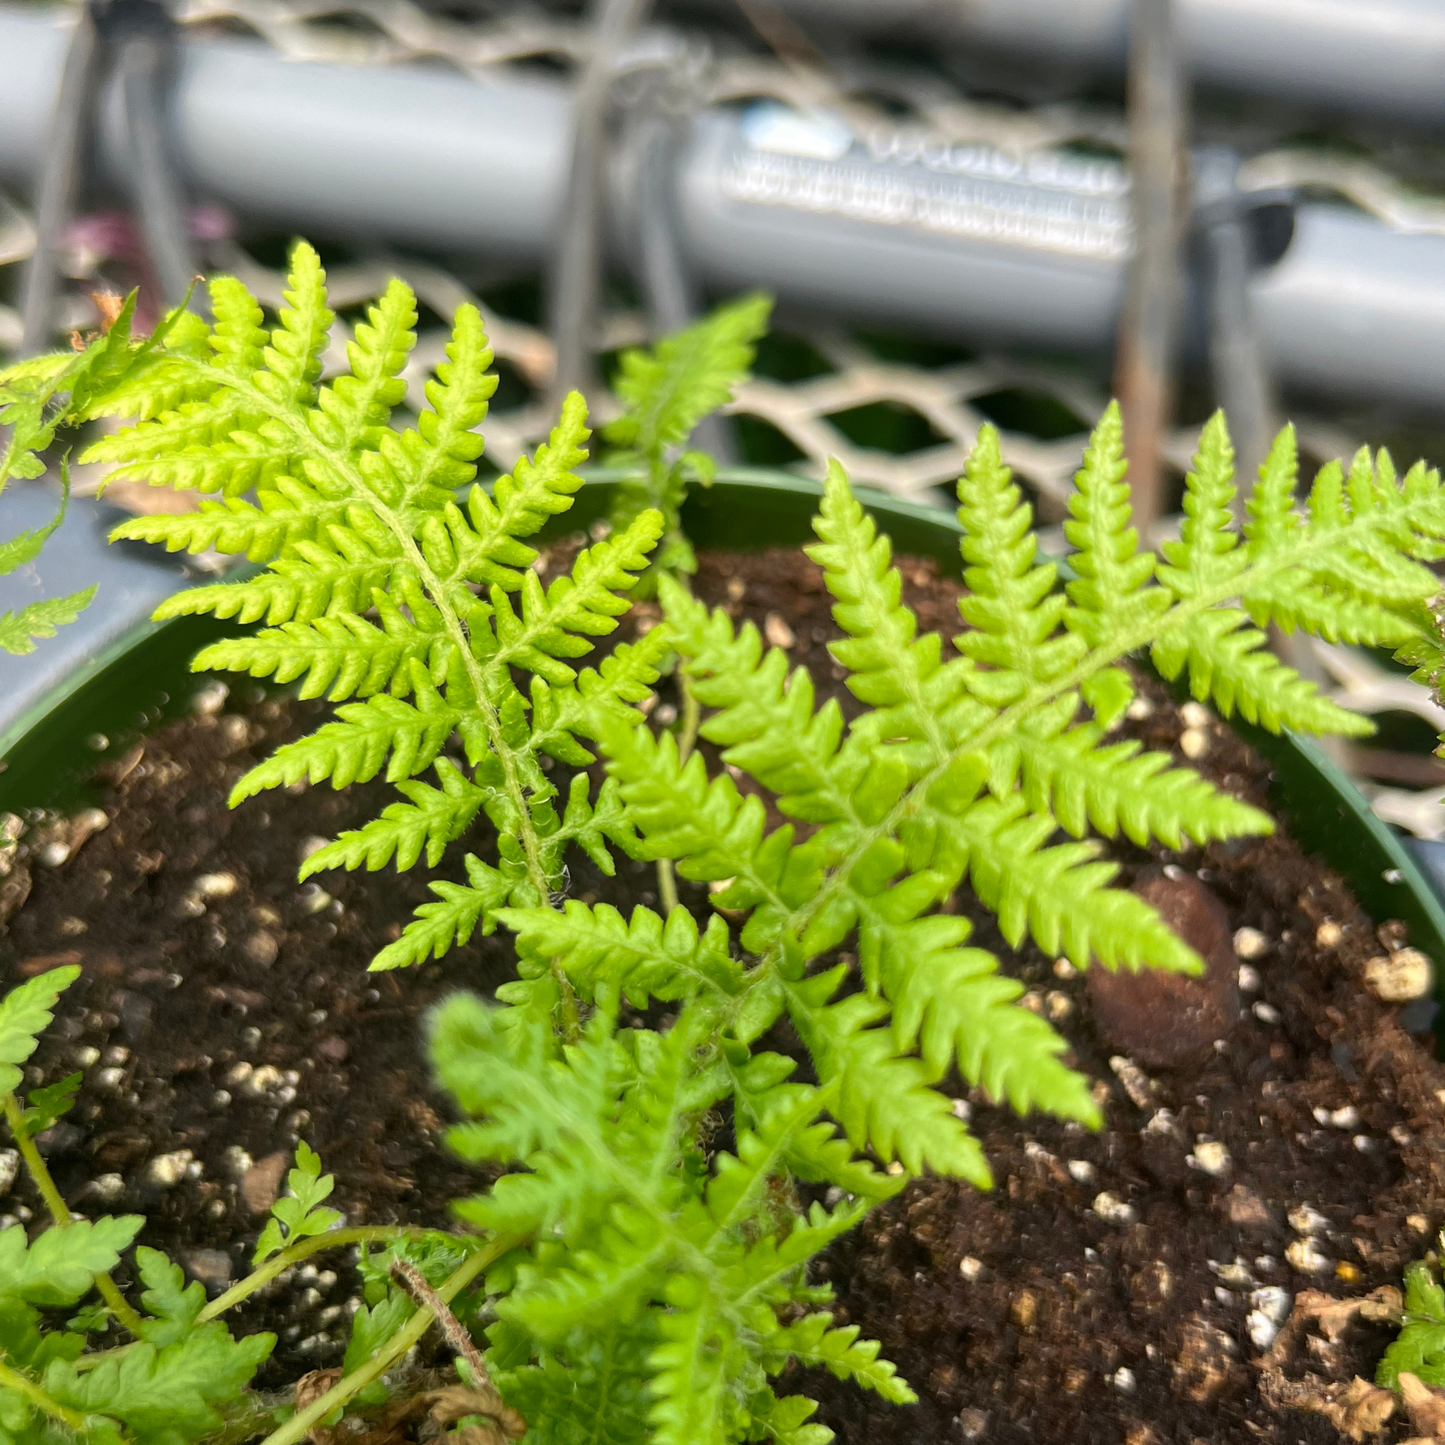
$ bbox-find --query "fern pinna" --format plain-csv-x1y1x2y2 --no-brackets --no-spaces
89,245,1445,1445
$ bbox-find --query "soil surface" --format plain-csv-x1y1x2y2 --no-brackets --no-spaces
4,542,1445,1444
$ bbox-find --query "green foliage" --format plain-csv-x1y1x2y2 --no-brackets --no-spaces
252,1142,344,1265
1379,1258,1445,1388
0,966,81,1095
603,294,770,587
82,244,1445,1444
0,295,192,655
431,991,909,1445
96,246,664,968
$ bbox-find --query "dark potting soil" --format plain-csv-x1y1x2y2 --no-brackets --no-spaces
3,542,1445,1445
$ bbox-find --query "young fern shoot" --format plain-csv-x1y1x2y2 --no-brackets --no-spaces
83,244,1445,1444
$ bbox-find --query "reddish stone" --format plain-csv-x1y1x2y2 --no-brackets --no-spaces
1086,870,1240,1069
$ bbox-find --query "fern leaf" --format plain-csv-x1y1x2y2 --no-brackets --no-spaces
372,856,524,970
0,965,83,1094
0,587,96,656
764,1314,915,1405
605,294,770,457
1151,607,1372,735
1005,723,1272,848
647,1289,731,1445
301,760,486,875
0,1217,143,1306
1062,399,1167,645
789,967,990,1185
231,680,461,803
422,392,587,596
954,427,1086,697
1156,411,1245,598
501,903,742,1014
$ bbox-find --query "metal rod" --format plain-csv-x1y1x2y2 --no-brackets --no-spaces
1114,0,1187,537
18,5,100,354
117,29,199,311
547,0,653,408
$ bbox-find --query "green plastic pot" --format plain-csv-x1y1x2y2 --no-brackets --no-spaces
4,470,1444,983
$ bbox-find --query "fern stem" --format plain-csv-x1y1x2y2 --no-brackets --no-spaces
0,1091,147,1337
255,1232,525,1445
0,1355,87,1430
197,1225,422,1325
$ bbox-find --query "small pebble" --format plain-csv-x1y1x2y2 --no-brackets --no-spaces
1353,1134,1374,1153
1210,1259,1253,1289
1233,927,1269,960
1288,1205,1329,1236
1364,948,1433,1002
144,1150,194,1189
950,1098,971,1121
298,885,333,916
1143,1108,1180,1138
1312,1105,1360,1130
95,1068,125,1091
1188,1140,1231,1177
959,1256,983,1282
182,1248,233,1292
1409,1214,1431,1234
1126,696,1154,720
725,577,746,602
1237,964,1261,993
1315,920,1343,948
73,1046,100,1068
195,872,238,899
1010,1291,1039,1330
1110,1056,1155,1110
299,837,330,862
56,916,87,937
1045,990,1073,1022
1285,1239,1333,1274
1067,1159,1096,1185
1111,1367,1137,1394
103,1046,129,1066
244,931,280,967
1252,1001,1281,1024
239,1152,289,1214
1093,1191,1137,1225
957,1408,989,1440
0,1151,18,1197
1053,958,1078,980
763,612,795,649
1179,702,1211,728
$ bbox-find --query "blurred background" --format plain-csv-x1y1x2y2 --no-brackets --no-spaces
5,0,1445,846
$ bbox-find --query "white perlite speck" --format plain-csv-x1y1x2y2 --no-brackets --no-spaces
1233,927,1269,960
1093,1192,1136,1225
959,1256,983,1282
144,1150,194,1190
1285,1239,1333,1274
1365,948,1433,1002
1188,1140,1231,1176
1288,1204,1328,1236
0,1151,18,1197
1110,1367,1137,1394
1237,964,1261,993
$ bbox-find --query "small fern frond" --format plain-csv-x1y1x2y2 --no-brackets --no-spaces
1062,400,1166,646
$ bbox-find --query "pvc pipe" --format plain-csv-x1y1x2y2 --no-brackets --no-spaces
675,0,1445,130
3,6,1445,414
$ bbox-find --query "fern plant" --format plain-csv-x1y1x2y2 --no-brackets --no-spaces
73,245,1445,1442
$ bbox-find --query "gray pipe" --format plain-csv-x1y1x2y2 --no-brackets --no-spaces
677,0,1445,130
2,6,1445,415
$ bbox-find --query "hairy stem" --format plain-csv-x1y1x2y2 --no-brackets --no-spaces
256,1233,525,1445
0,1356,87,1430
199,1226,422,1324
0,1092,146,1337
